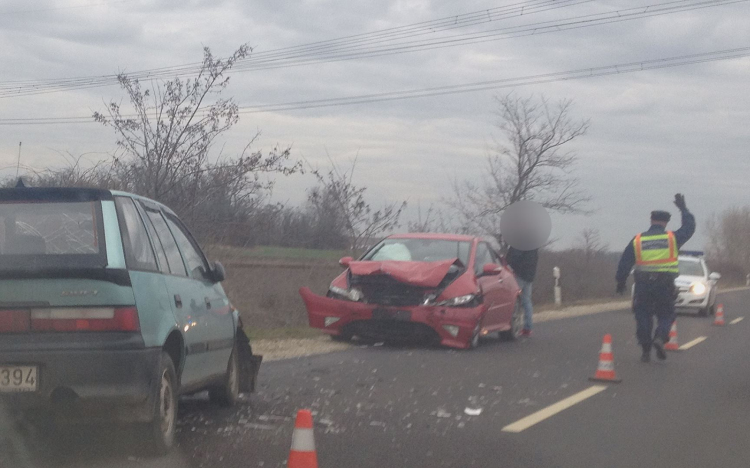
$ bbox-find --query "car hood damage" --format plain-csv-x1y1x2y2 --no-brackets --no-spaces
348,258,461,288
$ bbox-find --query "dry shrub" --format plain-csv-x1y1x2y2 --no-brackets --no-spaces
218,257,342,328
533,250,623,306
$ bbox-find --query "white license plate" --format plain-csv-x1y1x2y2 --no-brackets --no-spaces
0,366,38,393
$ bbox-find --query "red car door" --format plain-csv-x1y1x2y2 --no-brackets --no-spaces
474,242,506,330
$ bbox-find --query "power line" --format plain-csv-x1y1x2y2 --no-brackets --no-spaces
0,0,583,89
235,47,750,113
3,0,741,98
1,46,746,125
226,0,748,72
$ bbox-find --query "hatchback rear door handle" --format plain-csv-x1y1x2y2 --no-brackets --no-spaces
174,294,183,308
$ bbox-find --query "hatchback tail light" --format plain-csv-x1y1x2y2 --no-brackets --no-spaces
0,310,31,333
0,307,140,333
30,307,140,332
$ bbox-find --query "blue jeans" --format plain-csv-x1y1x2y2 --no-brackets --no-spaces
516,278,533,331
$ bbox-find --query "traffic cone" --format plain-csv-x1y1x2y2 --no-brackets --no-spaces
589,334,622,383
664,321,680,351
713,304,725,326
288,409,318,468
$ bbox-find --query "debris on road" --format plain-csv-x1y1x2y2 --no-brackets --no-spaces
434,408,452,418
464,407,483,416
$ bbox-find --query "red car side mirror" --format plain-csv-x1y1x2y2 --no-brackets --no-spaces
482,263,503,276
339,256,353,268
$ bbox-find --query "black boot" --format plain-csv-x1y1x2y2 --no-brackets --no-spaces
652,336,667,361
641,345,651,363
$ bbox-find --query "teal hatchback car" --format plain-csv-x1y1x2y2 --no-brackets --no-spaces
0,186,260,454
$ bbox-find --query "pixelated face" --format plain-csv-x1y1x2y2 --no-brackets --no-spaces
500,200,552,251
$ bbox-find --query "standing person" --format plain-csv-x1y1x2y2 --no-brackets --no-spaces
616,194,695,362
506,246,539,336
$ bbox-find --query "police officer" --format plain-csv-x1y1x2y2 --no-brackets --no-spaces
615,194,695,362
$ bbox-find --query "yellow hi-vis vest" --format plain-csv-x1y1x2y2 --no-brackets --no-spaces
634,231,679,273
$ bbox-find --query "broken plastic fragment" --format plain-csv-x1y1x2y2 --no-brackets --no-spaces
464,407,483,416
435,408,451,418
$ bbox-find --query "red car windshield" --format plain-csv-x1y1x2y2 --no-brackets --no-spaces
362,238,471,266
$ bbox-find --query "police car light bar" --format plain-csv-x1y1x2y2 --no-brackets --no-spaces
680,250,704,257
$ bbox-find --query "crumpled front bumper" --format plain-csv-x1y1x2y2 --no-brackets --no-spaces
299,287,482,349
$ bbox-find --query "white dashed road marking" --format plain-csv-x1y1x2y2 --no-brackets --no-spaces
502,385,607,433
679,336,707,350
730,317,744,325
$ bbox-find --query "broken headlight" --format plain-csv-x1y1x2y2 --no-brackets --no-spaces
438,293,478,307
328,286,364,302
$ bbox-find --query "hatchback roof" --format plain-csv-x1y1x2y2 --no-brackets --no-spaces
0,186,174,215
0,186,113,202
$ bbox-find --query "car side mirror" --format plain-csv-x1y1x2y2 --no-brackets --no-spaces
339,256,353,268
210,261,226,283
709,272,721,281
482,263,503,276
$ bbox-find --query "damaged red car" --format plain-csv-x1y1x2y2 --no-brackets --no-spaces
299,233,523,349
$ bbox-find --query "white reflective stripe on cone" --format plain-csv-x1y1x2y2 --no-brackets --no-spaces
597,361,614,371
601,343,612,353
291,428,316,452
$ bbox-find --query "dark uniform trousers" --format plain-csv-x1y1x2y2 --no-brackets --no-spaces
632,272,677,351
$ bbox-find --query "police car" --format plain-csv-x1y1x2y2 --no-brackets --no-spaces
674,251,721,316
631,251,721,316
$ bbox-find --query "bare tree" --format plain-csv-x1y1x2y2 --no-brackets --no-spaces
448,94,590,239
93,44,300,233
17,151,117,189
706,207,750,274
575,228,608,262
308,156,406,253
407,203,457,233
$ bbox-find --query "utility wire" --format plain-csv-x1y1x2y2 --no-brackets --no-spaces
0,0,583,89
1,46,746,125
2,0,740,97
0,0,582,87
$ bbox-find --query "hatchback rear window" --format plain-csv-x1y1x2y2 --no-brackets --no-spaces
0,200,106,270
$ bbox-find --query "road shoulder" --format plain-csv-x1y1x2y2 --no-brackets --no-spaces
254,286,749,361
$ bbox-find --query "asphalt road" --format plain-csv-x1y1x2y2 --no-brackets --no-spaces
3,289,749,468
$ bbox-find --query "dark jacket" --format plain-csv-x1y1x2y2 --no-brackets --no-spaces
506,247,539,283
615,208,696,284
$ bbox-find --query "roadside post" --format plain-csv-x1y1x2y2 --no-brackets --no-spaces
553,266,562,308
746,274,749,287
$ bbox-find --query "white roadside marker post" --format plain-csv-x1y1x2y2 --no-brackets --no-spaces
553,266,562,309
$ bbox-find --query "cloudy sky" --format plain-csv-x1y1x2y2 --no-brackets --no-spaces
0,0,748,254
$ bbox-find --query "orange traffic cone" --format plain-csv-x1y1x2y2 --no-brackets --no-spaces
713,304,725,326
589,334,622,383
664,321,680,351
288,409,318,468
